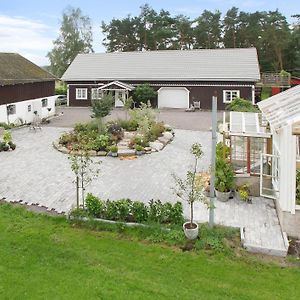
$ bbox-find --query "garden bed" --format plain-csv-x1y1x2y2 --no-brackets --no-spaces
54,114,174,157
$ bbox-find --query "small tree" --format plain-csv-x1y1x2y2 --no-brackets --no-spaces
91,92,114,133
121,96,134,120
133,84,157,105
173,143,206,226
128,101,157,137
69,144,101,209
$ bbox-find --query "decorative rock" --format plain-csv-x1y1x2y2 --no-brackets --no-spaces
60,147,70,154
89,150,97,156
97,151,107,156
118,149,136,156
162,131,173,141
157,136,169,145
164,124,172,130
149,141,164,151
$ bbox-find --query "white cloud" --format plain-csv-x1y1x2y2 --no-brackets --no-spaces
0,15,57,65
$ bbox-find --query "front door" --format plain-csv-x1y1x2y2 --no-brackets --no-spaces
114,91,125,107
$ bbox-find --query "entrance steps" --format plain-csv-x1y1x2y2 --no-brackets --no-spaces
241,226,289,257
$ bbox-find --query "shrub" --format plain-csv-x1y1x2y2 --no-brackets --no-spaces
148,200,164,223
226,98,259,113
148,122,165,141
128,102,157,129
87,121,99,132
105,200,119,221
83,194,184,225
133,84,157,104
91,93,114,119
131,202,148,223
215,158,235,192
115,199,132,221
135,145,144,152
107,122,123,141
59,132,77,146
86,193,104,217
117,119,138,131
74,123,89,133
91,135,110,151
55,84,67,95
129,135,149,148
169,202,184,225
3,130,12,144
216,142,230,160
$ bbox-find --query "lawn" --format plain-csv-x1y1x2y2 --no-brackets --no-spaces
0,203,300,300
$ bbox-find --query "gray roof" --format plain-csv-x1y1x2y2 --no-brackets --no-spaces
258,85,300,130
62,48,260,82
0,53,56,85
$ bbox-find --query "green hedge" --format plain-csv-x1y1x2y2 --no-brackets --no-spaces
78,193,184,225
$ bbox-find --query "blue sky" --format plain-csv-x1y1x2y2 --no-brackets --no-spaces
0,0,298,65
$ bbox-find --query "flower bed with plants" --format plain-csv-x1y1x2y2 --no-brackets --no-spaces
54,103,174,157
70,193,184,226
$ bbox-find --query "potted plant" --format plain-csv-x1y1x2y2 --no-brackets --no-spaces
8,141,16,150
215,157,235,202
135,144,144,156
110,145,118,157
173,143,206,240
236,184,251,203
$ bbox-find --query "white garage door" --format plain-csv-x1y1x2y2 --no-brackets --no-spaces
158,87,189,109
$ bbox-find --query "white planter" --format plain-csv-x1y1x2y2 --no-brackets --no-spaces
215,190,231,202
111,152,118,157
183,222,199,240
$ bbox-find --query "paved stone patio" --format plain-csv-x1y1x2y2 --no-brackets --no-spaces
0,126,287,256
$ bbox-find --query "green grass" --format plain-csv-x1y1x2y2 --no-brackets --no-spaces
0,204,300,299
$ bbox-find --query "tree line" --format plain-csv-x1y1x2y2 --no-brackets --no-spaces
47,5,300,77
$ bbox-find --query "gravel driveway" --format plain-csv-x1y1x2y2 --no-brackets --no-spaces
50,107,223,131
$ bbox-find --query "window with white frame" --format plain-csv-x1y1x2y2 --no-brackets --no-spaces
28,105,32,112
91,88,101,100
223,90,240,103
7,104,16,115
41,98,48,107
76,88,88,100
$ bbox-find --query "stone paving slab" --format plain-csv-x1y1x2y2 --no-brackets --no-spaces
0,126,287,256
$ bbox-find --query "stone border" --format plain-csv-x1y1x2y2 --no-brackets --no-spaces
53,125,175,157
69,215,170,231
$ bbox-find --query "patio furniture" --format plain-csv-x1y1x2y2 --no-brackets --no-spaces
185,105,195,112
193,101,201,110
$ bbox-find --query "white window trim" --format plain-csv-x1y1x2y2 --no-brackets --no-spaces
7,104,16,115
41,98,48,107
223,90,240,104
76,88,88,100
